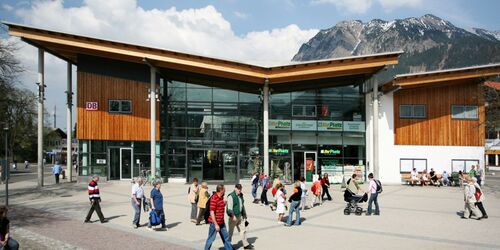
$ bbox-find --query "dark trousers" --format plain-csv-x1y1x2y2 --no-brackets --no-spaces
475,176,482,186
85,200,105,222
131,198,141,225
321,185,332,200
196,207,206,224
475,202,487,217
260,189,269,205
55,174,60,184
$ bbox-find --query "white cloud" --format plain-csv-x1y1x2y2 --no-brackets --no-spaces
2,3,14,11
312,0,373,14
379,0,423,9
234,11,248,19
7,0,317,127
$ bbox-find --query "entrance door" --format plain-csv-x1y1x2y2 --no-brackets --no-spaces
304,151,317,182
188,149,239,182
292,152,304,182
223,151,238,183
108,147,133,180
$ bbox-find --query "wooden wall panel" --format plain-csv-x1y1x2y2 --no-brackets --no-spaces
77,71,160,141
394,82,485,146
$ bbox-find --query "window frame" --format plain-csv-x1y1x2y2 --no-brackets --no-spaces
108,99,132,114
292,104,317,118
399,158,427,173
399,104,427,119
451,105,478,120
451,159,479,173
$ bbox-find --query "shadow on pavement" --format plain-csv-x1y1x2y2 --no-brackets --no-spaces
167,221,182,229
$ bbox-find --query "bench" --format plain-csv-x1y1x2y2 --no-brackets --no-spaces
401,173,443,186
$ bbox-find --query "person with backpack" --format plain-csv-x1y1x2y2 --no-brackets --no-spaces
204,184,232,250
366,173,380,216
188,178,199,223
260,175,270,206
226,184,254,249
251,172,259,203
196,182,210,225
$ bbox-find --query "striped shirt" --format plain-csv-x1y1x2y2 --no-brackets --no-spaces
208,192,225,225
88,180,101,201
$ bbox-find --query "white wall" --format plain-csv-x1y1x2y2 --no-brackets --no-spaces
365,91,485,184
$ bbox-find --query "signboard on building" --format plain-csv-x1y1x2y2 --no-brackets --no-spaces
269,148,289,155
86,102,99,111
317,121,343,131
96,159,106,164
343,121,365,132
292,120,317,131
269,119,291,130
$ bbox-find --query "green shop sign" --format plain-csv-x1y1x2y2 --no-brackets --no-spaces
317,121,343,131
269,119,291,130
269,148,289,154
320,149,341,156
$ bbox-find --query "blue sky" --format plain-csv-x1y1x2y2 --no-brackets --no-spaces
0,0,498,129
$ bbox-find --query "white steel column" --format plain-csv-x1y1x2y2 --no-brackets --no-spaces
496,154,499,166
372,80,379,179
150,68,157,178
37,49,45,188
66,62,73,181
263,79,270,176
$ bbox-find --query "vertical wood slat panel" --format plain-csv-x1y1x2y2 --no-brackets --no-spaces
394,82,485,146
76,71,160,141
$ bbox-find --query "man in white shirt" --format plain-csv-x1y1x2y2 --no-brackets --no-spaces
131,178,145,228
410,168,418,186
366,173,379,216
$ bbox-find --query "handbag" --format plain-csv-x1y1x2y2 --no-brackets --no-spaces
149,210,161,226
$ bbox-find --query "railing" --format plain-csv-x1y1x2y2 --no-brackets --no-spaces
485,138,500,148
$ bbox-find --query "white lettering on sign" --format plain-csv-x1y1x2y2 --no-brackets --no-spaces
86,102,98,111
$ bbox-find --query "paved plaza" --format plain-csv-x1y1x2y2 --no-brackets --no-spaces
2,167,500,249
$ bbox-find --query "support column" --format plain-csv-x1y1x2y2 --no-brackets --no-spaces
150,67,157,178
372,79,379,179
66,62,73,181
263,79,270,176
496,154,499,166
37,49,45,188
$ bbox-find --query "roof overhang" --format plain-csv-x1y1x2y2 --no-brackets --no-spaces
383,63,500,92
4,22,401,88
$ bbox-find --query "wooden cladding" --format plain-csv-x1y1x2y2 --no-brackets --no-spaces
394,82,485,146
77,71,159,141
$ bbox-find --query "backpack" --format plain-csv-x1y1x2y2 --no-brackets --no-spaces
149,210,161,226
265,179,271,190
375,180,383,194
203,195,213,224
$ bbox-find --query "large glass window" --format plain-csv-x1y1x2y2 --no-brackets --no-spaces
451,105,478,120
399,104,426,119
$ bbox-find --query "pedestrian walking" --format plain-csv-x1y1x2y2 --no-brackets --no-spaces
366,173,380,216
299,177,309,211
204,184,233,250
24,160,29,169
188,178,199,223
0,206,19,250
321,173,332,201
462,178,481,220
131,177,145,228
196,182,210,225
472,178,488,219
149,180,167,229
12,161,16,171
260,175,270,206
275,183,286,223
311,177,322,206
52,162,62,184
476,166,484,186
227,184,254,249
251,172,259,203
469,165,477,179
285,181,302,226
84,175,108,223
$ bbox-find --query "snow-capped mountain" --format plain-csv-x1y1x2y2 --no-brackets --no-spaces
292,14,500,76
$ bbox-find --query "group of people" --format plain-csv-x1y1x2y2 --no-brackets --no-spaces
410,165,486,187
462,177,488,220
188,179,255,250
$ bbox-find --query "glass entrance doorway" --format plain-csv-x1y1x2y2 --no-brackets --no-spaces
293,151,317,182
187,149,239,182
108,147,133,180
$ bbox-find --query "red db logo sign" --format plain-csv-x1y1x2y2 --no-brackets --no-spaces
86,102,98,111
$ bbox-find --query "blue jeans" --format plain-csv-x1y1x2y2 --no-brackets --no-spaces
286,200,301,225
1,238,19,250
251,184,258,199
367,193,379,214
204,223,232,250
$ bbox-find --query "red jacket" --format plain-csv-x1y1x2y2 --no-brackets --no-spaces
208,192,225,225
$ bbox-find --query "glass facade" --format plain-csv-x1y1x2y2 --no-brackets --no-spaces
162,78,263,182
269,84,366,184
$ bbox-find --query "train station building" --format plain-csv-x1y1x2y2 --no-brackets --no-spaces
4,22,500,184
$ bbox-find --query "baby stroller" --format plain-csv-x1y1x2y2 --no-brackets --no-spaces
343,188,368,216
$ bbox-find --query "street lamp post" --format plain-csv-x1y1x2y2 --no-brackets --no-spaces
3,124,8,206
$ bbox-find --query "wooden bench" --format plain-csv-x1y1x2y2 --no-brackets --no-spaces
401,173,443,186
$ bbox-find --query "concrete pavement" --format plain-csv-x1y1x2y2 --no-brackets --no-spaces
1,172,500,249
